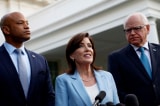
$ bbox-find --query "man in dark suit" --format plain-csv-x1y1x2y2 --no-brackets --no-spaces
108,12,160,106
0,12,55,106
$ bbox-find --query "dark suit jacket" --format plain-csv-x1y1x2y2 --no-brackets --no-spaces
0,45,55,106
108,43,160,106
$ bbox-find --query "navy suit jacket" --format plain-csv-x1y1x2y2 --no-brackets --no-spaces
0,45,55,106
108,43,160,106
55,70,119,106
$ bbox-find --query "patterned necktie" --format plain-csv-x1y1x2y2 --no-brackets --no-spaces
15,49,29,98
138,47,152,78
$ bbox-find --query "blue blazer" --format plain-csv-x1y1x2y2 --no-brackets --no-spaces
55,70,119,106
108,43,160,106
0,45,55,106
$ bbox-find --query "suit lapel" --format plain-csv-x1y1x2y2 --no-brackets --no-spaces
148,43,158,80
25,50,37,99
0,45,25,97
70,71,92,106
0,45,19,77
94,71,108,103
94,71,105,91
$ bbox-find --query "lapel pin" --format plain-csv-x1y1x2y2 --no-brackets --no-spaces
153,49,156,51
32,55,36,58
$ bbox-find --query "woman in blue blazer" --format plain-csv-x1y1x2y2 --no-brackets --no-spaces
55,32,119,106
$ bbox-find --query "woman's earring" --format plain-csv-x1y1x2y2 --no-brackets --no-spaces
72,58,75,62
70,56,75,62
71,57,75,62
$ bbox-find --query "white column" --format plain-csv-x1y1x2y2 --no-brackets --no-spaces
147,17,159,44
0,31,5,45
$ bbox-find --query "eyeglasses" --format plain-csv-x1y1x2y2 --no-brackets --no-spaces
124,25,147,34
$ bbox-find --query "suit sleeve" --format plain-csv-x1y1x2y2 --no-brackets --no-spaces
55,75,68,106
110,73,120,104
44,59,55,106
107,53,126,103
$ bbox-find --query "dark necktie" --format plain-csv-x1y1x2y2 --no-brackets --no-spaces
15,49,29,98
138,47,152,78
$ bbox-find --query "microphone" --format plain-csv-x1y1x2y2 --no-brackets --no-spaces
106,101,114,106
125,94,139,106
100,102,124,106
99,104,106,106
115,103,125,106
93,91,106,106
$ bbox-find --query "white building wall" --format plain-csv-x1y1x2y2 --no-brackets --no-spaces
0,0,59,45
1,0,160,72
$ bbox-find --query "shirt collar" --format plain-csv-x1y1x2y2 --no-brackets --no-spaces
4,42,26,55
131,41,149,51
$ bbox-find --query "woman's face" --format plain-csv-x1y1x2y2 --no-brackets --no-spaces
70,37,94,66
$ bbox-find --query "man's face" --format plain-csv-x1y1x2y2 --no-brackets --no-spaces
124,15,150,47
6,12,31,43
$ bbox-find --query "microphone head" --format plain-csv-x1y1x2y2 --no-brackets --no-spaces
106,101,114,106
125,94,139,106
95,91,106,103
115,103,125,106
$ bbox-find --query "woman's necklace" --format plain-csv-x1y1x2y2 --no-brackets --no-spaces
81,77,94,82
